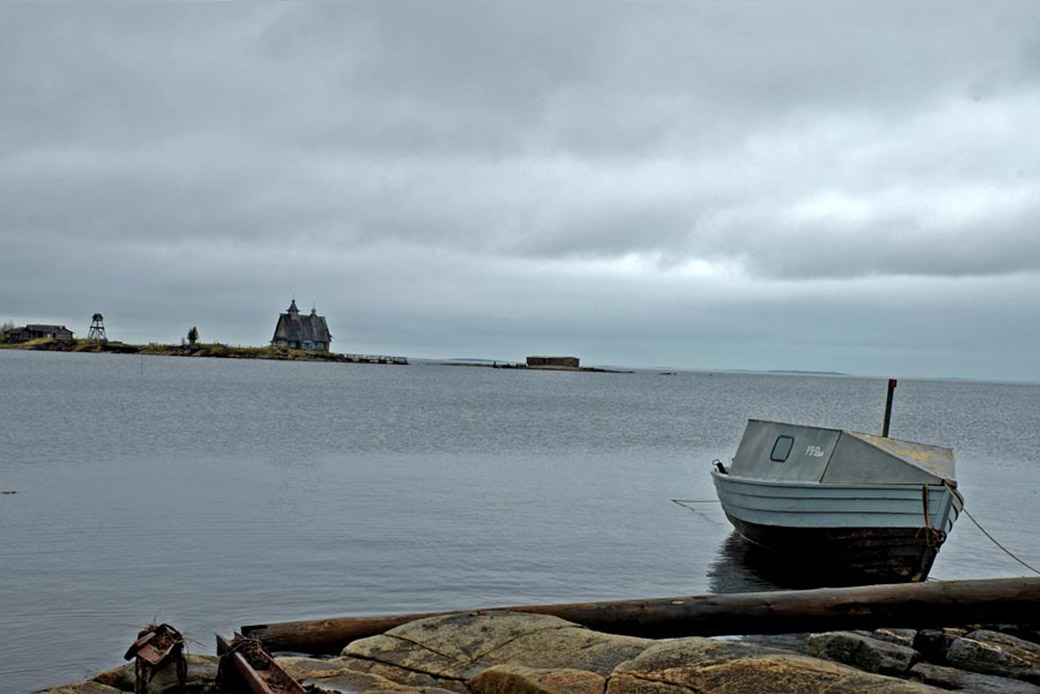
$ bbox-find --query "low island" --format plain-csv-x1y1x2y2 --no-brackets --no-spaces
0,337,408,364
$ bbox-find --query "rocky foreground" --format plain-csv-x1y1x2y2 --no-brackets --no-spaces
41,610,1040,694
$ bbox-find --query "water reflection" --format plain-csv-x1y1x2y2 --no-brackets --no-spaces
707,532,873,593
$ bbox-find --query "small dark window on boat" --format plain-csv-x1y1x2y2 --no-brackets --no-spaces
770,436,794,462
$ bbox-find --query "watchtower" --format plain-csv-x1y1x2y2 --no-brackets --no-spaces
87,313,107,343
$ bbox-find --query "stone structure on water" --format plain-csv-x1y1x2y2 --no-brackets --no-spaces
527,355,580,369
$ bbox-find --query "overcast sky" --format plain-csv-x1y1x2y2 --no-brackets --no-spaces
2,2,1039,381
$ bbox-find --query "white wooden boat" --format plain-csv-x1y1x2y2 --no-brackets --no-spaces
712,419,964,582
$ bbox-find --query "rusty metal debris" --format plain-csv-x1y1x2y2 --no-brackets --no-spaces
217,632,319,694
123,623,187,694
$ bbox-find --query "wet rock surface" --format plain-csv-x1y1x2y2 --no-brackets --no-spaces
43,613,1040,694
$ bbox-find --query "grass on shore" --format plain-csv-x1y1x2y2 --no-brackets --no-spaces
1,337,345,361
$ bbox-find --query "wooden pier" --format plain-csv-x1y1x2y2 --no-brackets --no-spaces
340,354,408,365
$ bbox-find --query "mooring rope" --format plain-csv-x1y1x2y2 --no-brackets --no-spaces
919,485,945,548
962,507,1040,577
671,499,721,509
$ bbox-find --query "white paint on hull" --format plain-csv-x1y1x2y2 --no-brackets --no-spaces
712,471,963,532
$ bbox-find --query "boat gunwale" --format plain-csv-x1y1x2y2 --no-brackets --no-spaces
711,469,960,492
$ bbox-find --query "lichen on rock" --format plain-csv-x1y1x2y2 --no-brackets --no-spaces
470,664,605,694
607,637,944,694
91,654,219,693
344,610,653,680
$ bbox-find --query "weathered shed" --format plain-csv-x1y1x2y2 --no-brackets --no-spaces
271,300,332,351
3,324,74,343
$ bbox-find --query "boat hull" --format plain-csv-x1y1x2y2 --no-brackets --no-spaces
712,471,963,583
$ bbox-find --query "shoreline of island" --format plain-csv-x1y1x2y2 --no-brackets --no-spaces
1,339,642,372
0,337,409,364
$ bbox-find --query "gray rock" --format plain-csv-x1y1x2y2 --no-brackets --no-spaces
814,630,918,675
873,628,919,648
92,654,219,693
478,621,651,676
808,630,919,676
470,665,605,694
345,611,652,680
304,671,460,693
740,633,810,654
910,661,1040,694
607,637,944,694
275,655,460,694
981,626,1040,646
334,655,470,693
275,656,361,681
967,629,1040,668
945,635,1040,684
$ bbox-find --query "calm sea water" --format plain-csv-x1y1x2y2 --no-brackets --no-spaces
2,350,1039,692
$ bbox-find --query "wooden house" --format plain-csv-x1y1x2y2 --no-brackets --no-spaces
2,324,74,343
271,300,332,351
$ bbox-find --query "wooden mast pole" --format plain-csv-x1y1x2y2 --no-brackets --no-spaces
882,378,897,437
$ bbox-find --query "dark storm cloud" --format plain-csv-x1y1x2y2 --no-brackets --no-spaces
2,2,1039,378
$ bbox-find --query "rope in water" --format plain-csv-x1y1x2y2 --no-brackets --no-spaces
671,499,721,514
961,507,1040,577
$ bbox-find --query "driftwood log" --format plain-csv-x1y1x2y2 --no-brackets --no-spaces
241,576,1040,655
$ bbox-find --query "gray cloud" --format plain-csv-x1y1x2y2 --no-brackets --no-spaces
2,2,1040,379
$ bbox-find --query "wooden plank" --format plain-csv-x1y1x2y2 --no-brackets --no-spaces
240,577,1040,655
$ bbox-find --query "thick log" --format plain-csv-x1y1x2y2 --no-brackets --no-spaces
241,576,1040,655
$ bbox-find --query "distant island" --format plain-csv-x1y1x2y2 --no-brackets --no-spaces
1,308,631,374
1,305,408,364
0,337,408,365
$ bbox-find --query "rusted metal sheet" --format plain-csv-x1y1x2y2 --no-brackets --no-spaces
123,623,186,694
217,632,308,694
